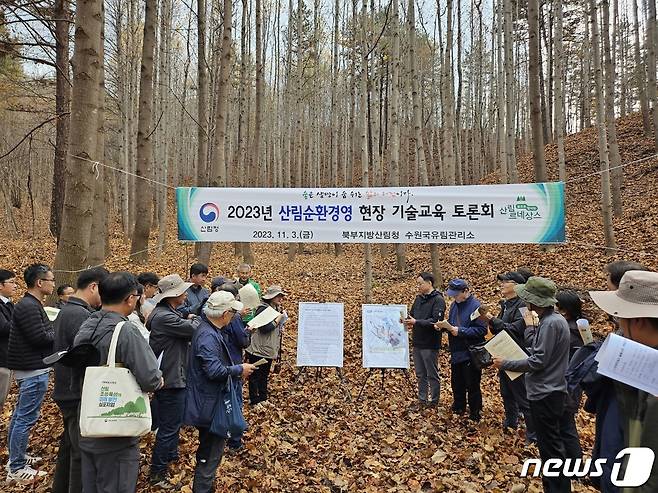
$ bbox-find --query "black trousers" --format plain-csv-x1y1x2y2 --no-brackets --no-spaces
192,427,226,493
450,360,482,417
246,353,272,405
530,392,572,493
53,403,82,493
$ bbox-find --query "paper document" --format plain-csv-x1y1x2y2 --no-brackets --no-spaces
484,330,527,380
296,303,344,367
238,284,260,310
595,333,658,396
248,306,279,329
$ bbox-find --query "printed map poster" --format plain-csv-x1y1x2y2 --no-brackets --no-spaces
362,304,410,369
296,303,344,368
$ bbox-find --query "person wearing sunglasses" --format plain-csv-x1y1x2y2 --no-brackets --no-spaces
6,263,56,483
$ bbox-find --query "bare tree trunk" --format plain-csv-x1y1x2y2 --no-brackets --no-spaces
590,0,617,251
390,0,406,270
554,0,566,182
53,0,104,283
51,0,71,242
528,0,546,182
359,0,372,302
88,16,107,266
633,0,651,135
195,0,212,263
130,0,157,263
647,0,658,150
503,0,517,182
602,0,623,216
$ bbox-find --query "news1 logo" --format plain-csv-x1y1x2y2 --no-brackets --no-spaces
521,448,655,487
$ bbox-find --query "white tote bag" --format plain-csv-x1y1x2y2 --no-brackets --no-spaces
79,322,152,438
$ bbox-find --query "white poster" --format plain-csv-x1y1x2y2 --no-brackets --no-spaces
177,183,566,244
296,303,344,368
362,304,410,369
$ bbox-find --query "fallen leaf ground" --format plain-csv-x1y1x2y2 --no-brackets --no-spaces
1,113,657,492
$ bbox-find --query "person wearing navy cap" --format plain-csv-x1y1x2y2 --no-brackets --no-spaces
435,279,487,422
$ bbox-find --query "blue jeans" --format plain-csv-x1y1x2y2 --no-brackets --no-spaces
8,372,49,472
150,388,186,475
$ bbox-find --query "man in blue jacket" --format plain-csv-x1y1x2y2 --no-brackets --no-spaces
184,291,256,493
436,279,487,422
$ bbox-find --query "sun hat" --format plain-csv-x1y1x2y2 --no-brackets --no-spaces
152,274,193,304
589,270,658,319
262,285,287,300
514,277,558,308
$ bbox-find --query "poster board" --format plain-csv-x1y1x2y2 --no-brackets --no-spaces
362,304,410,369
296,303,344,368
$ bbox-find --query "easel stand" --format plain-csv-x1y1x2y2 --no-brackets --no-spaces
294,366,353,402
356,368,415,401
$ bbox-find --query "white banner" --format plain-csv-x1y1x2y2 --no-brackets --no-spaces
362,304,410,369
296,303,344,368
177,182,566,244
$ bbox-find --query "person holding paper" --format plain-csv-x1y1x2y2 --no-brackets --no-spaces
235,263,262,323
589,270,658,493
483,271,535,441
492,277,572,493
147,274,200,488
404,272,446,409
245,285,287,406
184,291,257,493
436,279,487,423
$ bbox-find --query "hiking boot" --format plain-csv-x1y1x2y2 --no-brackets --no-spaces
149,472,175,490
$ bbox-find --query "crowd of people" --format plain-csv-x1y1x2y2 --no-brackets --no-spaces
0,262,287,492
0,259,656,492
406,261,657,493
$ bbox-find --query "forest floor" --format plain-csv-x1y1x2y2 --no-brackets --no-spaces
1,113,658,492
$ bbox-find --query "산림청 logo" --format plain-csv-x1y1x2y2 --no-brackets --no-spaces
199,203,220,223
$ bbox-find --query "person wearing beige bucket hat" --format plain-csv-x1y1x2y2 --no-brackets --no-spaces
589,270,658,493
493,276,573,493
146,274,198,488
246,285,288,406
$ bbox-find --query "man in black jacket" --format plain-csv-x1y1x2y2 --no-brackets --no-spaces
404,272,446,408
0,269,17,412
147,274,198,488
483,271,535,441
51,267,108,493
6,263,55,483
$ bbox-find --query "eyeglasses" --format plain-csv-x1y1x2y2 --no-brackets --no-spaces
124,293,140,301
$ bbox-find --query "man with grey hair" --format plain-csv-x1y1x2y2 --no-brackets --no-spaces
184,291,256,492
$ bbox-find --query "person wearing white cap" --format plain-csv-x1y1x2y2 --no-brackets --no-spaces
589,270,658,493
147,274,199,488
183,291,257,493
